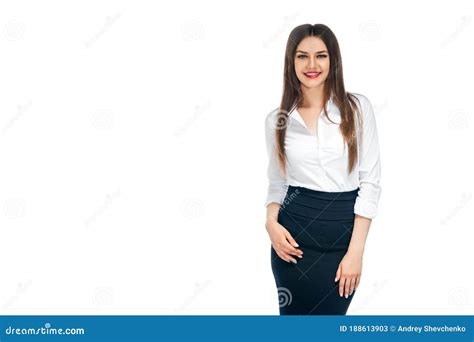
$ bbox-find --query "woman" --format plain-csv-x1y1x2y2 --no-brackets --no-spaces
264,24,381,315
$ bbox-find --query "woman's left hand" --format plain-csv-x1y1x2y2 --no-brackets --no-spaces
335,251,363,298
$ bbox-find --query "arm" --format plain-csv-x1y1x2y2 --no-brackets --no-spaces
349,94,382,255
266,202,281,227
336,95,382,298
347,214,371,257
264,109,302,263
264,109,289,216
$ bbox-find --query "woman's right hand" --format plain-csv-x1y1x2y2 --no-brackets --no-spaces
266,219,303,264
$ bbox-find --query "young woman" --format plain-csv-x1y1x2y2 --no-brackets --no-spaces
264,24,382,315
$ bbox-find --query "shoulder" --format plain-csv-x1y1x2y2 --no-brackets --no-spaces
265,106,282,130
350,92,372,111
265,106,280,122
349,92,375,121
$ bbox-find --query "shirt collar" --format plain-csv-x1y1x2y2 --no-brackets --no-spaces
291,95,341,127
326,96,341,119
327,95,340,114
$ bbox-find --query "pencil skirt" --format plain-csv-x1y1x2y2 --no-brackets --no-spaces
271,185,359,315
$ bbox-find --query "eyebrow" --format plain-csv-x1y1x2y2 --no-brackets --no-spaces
296,50,328,54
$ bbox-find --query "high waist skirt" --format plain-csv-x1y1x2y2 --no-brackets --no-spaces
271,185,359,315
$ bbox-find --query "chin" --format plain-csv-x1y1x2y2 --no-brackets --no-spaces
301,81,323,88
298,74,326,86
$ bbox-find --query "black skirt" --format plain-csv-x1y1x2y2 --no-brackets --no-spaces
271,185,359,315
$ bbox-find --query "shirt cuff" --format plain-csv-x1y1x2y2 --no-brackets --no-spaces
264,184,288,207
354,196,379,219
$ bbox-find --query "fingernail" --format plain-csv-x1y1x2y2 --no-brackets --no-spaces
297,255,303,258
345,294,348,298
294,243,299,247
339,293,342,297
334,278,337,282
292,260,297,264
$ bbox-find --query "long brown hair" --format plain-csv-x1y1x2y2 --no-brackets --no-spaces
276,23,363,176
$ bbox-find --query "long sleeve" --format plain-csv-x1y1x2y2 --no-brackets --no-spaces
353,95,382,219
264,109,288,207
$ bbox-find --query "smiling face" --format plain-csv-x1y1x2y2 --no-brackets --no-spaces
294,36,330,89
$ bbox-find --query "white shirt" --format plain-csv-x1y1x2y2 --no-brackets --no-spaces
264,93,381,219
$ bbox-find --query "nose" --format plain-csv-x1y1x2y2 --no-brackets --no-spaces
308,56,317,68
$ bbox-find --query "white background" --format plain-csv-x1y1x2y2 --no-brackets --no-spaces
0,0,473,315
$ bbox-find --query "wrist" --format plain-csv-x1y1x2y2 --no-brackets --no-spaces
347,247,364,258
265,217,278,230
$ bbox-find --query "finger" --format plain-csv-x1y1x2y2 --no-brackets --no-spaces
349,277,356,296
339,277,346,297
277,250,297,264
286,246,303,258
282,240,303,258
344,277,352,298
283,236,303,258
284,230,299,248
277,250,290,262
335,265,341,282
355,276,361,290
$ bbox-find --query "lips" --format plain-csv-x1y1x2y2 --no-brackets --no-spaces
303,72,321,79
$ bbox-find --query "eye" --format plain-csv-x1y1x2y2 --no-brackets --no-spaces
296,54,327,59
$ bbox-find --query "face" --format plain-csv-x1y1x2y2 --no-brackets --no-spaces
294,36,330,89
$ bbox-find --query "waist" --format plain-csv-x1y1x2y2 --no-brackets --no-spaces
287,185,359,200
280,185,358,220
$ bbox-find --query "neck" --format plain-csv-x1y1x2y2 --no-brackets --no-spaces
299,84,325,108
